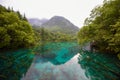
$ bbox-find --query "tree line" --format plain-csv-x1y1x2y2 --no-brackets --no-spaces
77,0,120,58
33,27,77,43
0,5,36,50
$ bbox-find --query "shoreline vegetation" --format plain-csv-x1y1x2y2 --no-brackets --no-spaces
0,5,36,50
77,0,120,59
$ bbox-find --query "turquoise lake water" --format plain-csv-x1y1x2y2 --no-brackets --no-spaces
0,42,120,80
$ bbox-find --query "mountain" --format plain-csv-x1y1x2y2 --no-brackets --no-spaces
41,16,79,35
28,18,48,26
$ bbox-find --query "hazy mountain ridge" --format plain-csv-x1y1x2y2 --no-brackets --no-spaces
28,18,48,26
41,16,79,35
28,16,79,35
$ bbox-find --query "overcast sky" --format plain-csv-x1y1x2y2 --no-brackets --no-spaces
0,0,104,28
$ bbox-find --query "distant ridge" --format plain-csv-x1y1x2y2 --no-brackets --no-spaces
28,16,79,35
41,16,79,35
28,18,48,26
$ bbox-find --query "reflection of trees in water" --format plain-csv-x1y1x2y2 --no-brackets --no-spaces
34,42,80,65
34,42,46,55
40,42,46,53
78,50,120,80
37,27,46,54
0,49,34,80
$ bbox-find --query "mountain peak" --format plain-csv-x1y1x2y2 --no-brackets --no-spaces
28,16,79,35
41,16,79,35
51,16,66,19
50,16,71,23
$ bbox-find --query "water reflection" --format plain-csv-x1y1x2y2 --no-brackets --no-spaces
78,50,120,80
22,54,88,80
1,42,120,80
22,42,88,80
34,42,80,65
0,49,34,80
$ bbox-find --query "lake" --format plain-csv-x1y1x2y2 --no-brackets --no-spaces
0,42,120,80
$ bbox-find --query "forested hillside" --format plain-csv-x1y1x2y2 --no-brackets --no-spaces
31,16,79,42
77,0,120,58
0,5,36,49
34,27,77,42
41,16,79,35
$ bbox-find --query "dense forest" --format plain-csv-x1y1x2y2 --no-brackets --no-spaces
77,0,120,59
0,5,36,49
34,27,77,42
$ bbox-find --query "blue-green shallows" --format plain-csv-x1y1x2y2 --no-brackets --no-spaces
0,42,120,80
0,49,34,80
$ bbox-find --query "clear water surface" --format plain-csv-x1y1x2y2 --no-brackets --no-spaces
0,42,120,80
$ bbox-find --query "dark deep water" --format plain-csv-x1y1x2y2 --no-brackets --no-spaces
0,42,120,80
